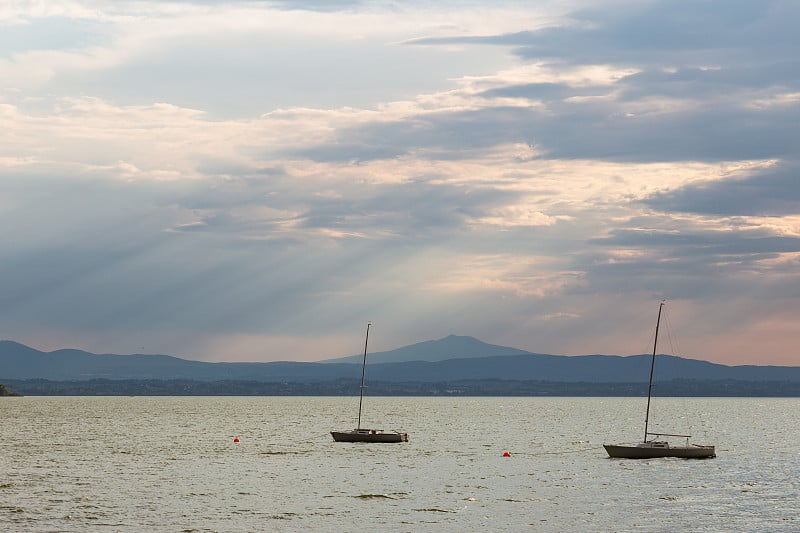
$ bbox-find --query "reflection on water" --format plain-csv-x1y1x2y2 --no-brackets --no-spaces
0,396,797,531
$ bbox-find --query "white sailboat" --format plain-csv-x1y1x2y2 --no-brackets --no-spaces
331,322,409,443
603,302,715,459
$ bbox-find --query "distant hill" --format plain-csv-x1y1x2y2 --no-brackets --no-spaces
2,338,800,385
0,340,360,382
323,334,532,364
360,353,800,383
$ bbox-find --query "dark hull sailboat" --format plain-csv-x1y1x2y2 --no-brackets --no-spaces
331,323,409,444
604,441,715,459
604,302,715,459
331,429,409,443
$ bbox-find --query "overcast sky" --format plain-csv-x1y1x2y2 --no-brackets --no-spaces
2,0,799,365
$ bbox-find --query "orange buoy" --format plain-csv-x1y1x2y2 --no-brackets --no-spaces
233,437,240,443
502,451,510,457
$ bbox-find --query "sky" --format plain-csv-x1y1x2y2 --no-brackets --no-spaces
1,0,799,366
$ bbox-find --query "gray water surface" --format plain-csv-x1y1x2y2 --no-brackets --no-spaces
1,396,797,531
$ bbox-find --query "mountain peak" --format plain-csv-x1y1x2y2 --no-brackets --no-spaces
323,334,532,364
0,340,43,355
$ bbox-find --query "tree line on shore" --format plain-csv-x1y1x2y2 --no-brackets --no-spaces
2,378,800,397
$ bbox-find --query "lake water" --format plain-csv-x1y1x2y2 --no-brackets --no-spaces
1,396,798,532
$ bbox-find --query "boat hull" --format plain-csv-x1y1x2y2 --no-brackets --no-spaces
331,429,409,443
604,443,715,459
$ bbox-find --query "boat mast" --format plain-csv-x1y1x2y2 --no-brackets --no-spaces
356,322,371,431
643,301,664,442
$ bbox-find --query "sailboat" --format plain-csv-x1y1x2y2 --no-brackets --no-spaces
603,302,715,459
331,322,409,443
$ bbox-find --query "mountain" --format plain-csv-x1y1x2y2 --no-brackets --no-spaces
2,338,800,384
360,353,800,382
0,340,359,382
323,334,532,364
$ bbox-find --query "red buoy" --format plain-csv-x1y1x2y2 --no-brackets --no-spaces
233,437,240,443
502,451,510,457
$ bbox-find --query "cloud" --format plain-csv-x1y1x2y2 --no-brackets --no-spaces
644,162,800,216
1,0,799,365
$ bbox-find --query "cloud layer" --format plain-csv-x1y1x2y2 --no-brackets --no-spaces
1,0,798,365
